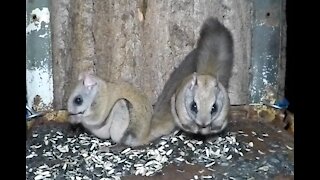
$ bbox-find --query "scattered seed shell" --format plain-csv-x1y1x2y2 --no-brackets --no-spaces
248,142,254,147
258,150,265,155
286,145,293,150
257,137,264,142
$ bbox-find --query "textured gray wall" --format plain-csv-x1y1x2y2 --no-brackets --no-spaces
51,0,256,109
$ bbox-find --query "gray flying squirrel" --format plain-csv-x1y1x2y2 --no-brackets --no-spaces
149,17,234,140
67,72,153,147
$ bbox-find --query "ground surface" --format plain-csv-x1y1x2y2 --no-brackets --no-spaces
26,108,294,180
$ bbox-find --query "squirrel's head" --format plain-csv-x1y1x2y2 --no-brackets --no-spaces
67,72,99,124
172,72,229,135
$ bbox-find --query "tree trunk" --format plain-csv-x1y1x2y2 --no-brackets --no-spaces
51,0,256,109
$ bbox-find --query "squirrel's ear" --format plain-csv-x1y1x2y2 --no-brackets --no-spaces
78,70,95,81
83,74,97,91
77,71,97,91
78,72,86,81
190,72,198,89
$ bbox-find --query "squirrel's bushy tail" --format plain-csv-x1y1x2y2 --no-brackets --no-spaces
196,17,234,89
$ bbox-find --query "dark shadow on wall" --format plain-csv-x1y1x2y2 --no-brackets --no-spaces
285,0,294,113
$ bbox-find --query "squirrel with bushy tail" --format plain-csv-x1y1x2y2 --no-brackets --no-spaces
149,17,234,140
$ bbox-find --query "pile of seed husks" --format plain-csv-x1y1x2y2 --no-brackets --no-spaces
26,124,294,180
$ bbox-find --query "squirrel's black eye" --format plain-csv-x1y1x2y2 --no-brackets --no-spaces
191,101,198,113
211,103,218,115
74,95,83,106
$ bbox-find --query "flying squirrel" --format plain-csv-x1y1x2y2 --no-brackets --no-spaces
67,72,153,147
148,17,234,140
